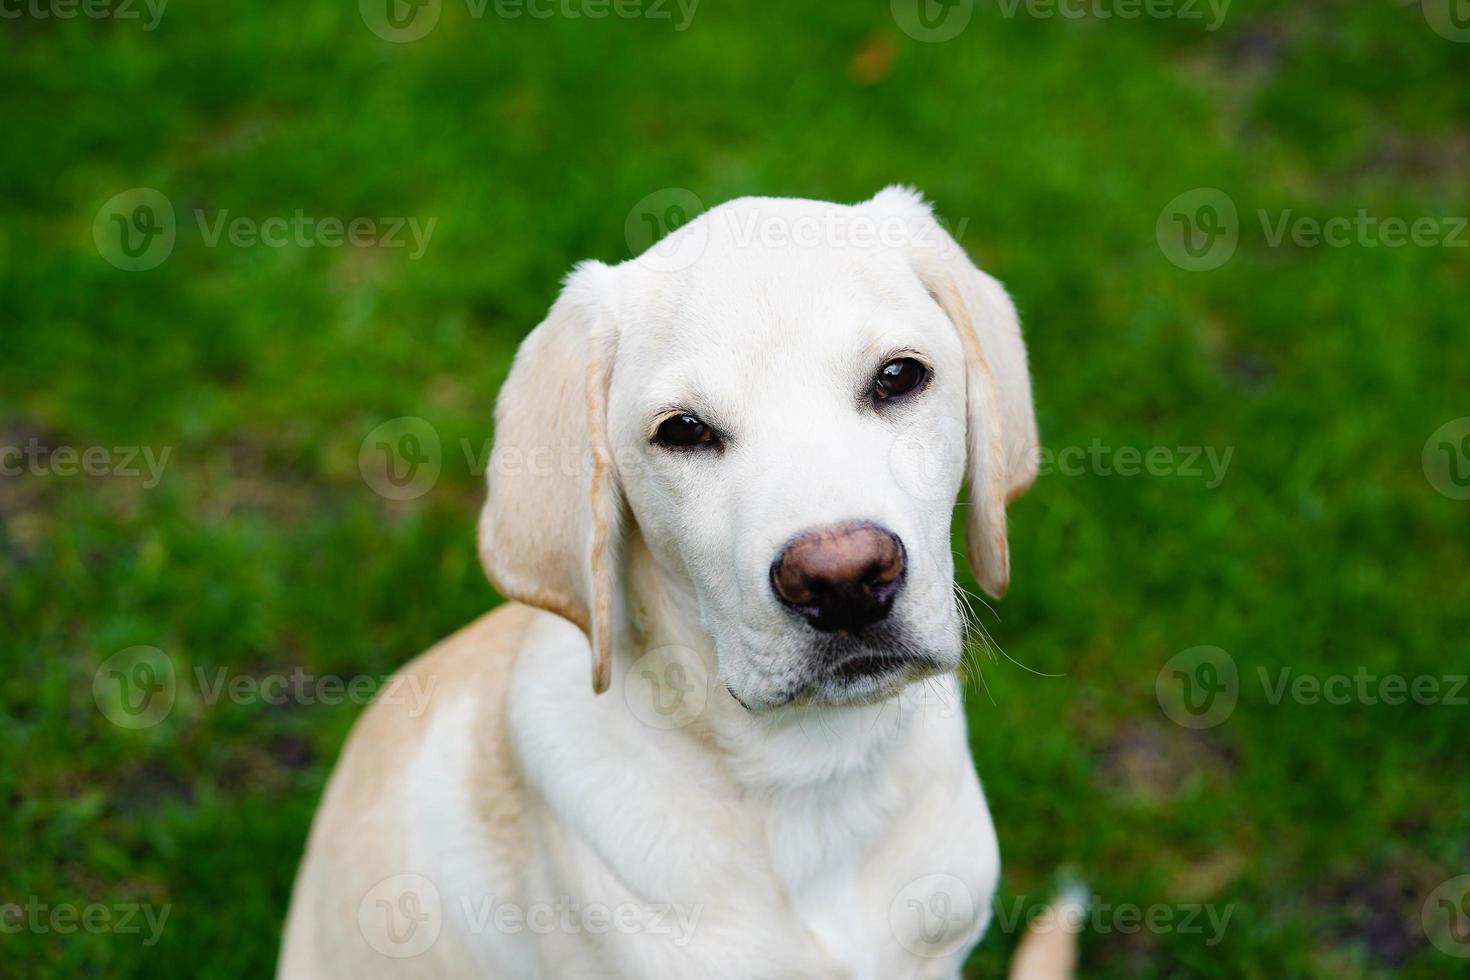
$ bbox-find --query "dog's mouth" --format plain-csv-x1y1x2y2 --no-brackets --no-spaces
830,652,940,684
725,618,960,712
797,644,950,708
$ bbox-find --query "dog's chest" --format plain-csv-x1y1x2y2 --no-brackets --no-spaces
739,728,999,979
759,782,901,978
505,642,997,978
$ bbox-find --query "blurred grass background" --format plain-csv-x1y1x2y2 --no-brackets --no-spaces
3,0,1469,976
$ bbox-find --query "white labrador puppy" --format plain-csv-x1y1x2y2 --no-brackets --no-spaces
279,188,1076,979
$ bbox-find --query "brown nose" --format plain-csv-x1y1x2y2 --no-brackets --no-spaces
770,523,906,633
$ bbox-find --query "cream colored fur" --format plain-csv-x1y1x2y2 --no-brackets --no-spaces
279,188,1074,979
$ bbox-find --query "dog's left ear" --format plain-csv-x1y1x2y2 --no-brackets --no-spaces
869,186,1039,599
478,260,623,694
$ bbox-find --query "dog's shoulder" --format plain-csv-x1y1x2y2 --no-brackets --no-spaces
405,601,541,698
280,603,548,977
347,601,538,749
303,602,544,826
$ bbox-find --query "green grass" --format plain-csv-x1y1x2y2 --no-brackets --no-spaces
3,0,1469,976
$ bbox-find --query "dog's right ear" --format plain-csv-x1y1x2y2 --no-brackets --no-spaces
868,186,1039,601
478,261,622,694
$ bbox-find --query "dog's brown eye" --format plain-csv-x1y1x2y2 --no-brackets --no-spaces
875,358,927,400
654,414,716,449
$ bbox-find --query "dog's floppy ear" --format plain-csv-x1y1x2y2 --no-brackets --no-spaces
870,186,1039,599
478,260,623,693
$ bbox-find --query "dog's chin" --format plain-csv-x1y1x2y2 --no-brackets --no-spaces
735,631,958,712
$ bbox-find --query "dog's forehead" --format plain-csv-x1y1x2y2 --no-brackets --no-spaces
612,197,936,372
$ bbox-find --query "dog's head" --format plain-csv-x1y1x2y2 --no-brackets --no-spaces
480,188,1037,710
